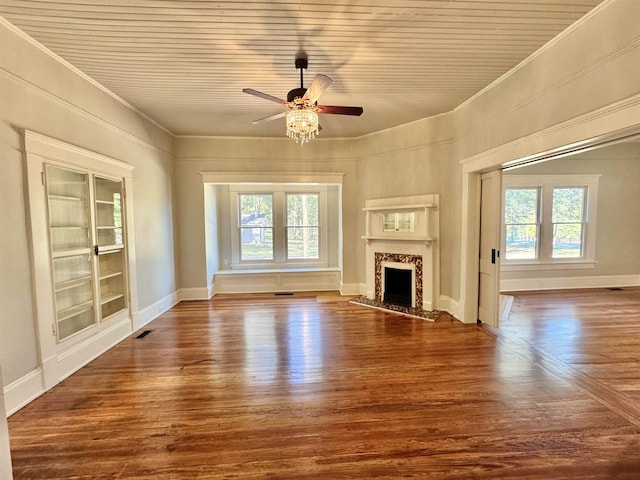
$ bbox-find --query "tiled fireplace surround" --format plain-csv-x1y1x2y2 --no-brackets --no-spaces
375,252,423,308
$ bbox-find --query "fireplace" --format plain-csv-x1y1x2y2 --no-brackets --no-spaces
375,253,422,308
383,266,413,307
362,194,439,313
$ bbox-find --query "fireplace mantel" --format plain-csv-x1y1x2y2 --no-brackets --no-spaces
362,194,437,245
363,194,440,311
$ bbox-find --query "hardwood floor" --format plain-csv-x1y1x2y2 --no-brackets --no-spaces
8,291,640,479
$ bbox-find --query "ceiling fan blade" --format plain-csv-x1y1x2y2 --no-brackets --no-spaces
243,88,287,105
316,105,364,116
251,111,287,125
302,74,332,104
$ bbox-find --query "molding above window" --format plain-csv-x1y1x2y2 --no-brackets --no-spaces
503,173,600,187
201,171,345,185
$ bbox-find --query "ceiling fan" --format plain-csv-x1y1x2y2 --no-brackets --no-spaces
242,56,364,144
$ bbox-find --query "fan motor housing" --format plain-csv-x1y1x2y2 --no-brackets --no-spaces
287,87,307,103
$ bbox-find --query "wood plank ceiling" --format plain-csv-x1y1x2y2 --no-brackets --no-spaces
0,1,604,138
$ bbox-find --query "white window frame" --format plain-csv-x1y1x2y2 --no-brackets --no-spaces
502,174,600,271
229,185,328,269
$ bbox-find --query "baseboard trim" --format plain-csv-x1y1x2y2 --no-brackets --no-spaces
133,291,180,331
340,282,365,296
179,287,213,301
438,295,462,321
4,369,45,417
501,274,640,292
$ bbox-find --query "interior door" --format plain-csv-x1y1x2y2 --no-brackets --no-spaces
478,170,502,327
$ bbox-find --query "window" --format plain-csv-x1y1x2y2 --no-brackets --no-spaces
552,187,585,259
230,186,327,268
239,194,273,261
504,188,539,260
502,175,599,270
286,193,319,260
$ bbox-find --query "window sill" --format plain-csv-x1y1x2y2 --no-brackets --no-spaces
502,260,596,272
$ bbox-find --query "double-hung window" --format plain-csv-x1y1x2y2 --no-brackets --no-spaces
285,193,320,260
231,185,327,268
502,174,599,270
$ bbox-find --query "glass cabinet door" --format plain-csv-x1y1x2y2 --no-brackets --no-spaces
45,165,96,341
44,167,129,341
94,176,127,320
94,176,124,248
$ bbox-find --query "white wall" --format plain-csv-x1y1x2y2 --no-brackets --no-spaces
0,19,177,394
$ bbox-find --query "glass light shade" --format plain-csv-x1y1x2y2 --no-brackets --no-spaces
286,108,319,145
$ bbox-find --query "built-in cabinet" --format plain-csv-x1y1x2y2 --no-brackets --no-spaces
24,130,137,392
45,165,128,341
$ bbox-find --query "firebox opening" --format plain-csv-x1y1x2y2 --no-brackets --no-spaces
383,267,413,307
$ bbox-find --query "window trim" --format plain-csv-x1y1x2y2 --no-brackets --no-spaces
229,184,328,269
502,174,600,271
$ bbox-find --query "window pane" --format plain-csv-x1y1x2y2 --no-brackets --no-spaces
504,189,538,224
504,188,539,260
286,194,319,260
240,194,273,261
240,194,272,226
286,194,318,226
240,227,273,260
553,223,583,258
553,188,585,223
505,224,538,259
287,227,319,259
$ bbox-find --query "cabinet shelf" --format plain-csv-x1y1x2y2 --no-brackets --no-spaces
52,248,91,259
97,225,119,230
96,199,115,205
100,270,123,281
101,292,125,306
57,300,94,322
48,194,84,202
55,275,92,292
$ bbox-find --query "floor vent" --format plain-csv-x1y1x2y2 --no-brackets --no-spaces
275,292,294,296
135,330,153,339
608,287,624,291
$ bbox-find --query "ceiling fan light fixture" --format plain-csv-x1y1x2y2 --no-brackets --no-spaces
286,108,319,145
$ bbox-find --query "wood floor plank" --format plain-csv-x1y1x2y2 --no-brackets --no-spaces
8,292,640,479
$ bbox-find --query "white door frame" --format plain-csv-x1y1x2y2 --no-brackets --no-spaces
478,170,502,327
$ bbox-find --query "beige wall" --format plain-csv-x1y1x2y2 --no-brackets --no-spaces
0,20,177,386
356,114,456,298
452,0,640,320
454,0,640,167
503,142,640,282
173,136,361,289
